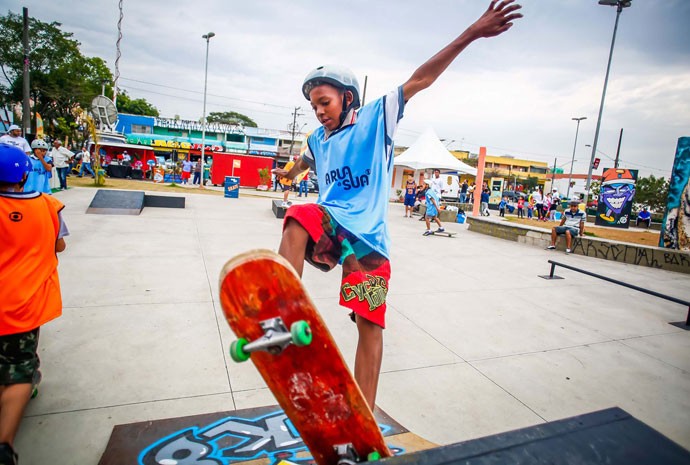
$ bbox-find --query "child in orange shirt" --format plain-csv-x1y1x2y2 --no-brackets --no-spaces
0,144,69,464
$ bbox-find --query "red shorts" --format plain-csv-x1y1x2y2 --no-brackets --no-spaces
181,171,191,180
284,204,390,328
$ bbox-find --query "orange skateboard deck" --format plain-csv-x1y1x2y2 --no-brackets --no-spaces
219,250,391,465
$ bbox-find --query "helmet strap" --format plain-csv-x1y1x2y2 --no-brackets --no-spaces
338,90,353,127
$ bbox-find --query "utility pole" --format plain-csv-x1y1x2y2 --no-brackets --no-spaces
614,128,623,168
22,8,31,137
551,157,557,191
584,0,631,207
361,75,368,107
288,106,303,158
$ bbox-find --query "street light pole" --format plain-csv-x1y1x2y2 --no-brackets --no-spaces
566,117,586,200
200,31,215,188
584,0,631,207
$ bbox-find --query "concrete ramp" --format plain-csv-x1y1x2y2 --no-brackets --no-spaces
86,190,145,215
144,194,185,209
87,190,186,215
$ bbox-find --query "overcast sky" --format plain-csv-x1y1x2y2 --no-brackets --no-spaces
4,0,689,177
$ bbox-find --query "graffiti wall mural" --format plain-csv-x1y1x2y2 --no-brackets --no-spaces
595,168,638,228
660,137,690,251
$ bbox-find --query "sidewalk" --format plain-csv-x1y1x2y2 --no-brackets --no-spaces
16,187,690,464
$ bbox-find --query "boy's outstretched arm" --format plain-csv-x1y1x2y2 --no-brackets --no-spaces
402,0,522,102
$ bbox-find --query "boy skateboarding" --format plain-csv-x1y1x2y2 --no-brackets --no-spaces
273,0,522,409
423,179,445,236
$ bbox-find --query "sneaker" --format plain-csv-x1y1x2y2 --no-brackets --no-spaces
436,227,445,233
0,443,18,465
546,245,556,250
423,230,434,236
565,248,572,254
280,201,289,208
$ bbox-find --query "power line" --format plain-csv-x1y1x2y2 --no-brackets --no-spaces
119,76,293,110
118,84,292,118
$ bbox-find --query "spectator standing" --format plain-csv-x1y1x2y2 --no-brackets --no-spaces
78,147,95,178
403,174,417,218
498,196,507,217
429,169,444,196
297,169,310,197
533,188,544,221
467,182,475,204
549,190,560,221
542,192,552,222
459,179,469,203
24,139,53,194
517,196,525,218
0,125,31,154
180,158,193,185
193,160,202,185
480,188,490,216
49,140,74,191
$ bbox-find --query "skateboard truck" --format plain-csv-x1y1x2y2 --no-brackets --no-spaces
230,317,312,362
334,443,382,464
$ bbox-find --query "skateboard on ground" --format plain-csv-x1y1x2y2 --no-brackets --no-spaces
219,250,391,465
426,231,456,238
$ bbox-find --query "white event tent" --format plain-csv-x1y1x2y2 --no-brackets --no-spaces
393,128,477,175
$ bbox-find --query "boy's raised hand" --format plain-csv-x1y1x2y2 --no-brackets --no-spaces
470,0,523,39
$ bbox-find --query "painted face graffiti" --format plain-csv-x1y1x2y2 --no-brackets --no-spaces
601,182,635,215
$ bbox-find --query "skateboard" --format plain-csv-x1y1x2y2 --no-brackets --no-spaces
219,250,391,465
425,231,456,238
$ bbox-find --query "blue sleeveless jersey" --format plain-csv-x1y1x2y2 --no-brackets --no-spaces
304,87,404,258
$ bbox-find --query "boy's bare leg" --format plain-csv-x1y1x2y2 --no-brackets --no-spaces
565,231,572,249
278,219,309,277
354,315,383,410
0,384,32,446
425,217,431,230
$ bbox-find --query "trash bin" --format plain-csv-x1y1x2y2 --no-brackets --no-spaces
224,176,240,198
456,212,466,224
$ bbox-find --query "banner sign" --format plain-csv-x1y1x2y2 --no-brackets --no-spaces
595,168,638,228
660,137,690,250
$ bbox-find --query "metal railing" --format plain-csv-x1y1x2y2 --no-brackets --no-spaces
541,260,690,326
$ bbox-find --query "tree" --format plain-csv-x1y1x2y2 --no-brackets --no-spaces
0,11,113,140
634,174,669,212
116,90,159,117
207,111,257,127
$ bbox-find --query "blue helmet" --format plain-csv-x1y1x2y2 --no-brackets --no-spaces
0,143,31,183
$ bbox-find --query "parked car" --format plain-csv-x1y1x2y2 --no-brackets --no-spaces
307,174,319,193
502,190,527,202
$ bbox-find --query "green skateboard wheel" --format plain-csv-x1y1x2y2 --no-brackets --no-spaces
367,451,381,462
290,320,312,347
230,338,250,362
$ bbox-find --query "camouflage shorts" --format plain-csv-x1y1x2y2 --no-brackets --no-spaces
0,328,40,385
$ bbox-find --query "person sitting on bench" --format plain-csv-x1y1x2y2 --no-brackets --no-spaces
636,207,651,228
546,200,585,254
